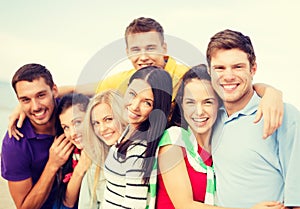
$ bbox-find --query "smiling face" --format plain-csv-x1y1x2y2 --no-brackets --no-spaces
210,48,256,114
15,77,58,133
182,79,219,139
124,79,154,129
91,102,122,146
59,104,86,149
126,31,167,70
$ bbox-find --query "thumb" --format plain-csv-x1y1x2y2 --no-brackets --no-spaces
253,108,262,124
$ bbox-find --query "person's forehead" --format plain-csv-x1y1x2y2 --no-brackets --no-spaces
16,78,50,97
126,31,162,46
211,48,248,64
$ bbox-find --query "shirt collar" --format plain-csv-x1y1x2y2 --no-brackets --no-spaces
22,117,55,140
219,92,260,122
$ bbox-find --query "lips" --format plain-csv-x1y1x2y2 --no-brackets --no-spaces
127,109,140,119
74,135,82,143
101,132,114,140
192,117,209,127
138,63,153,69
221,83,239,92
72,136,83,149
31,109,47,120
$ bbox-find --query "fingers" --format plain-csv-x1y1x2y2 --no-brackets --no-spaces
8,120,16,139
262,106,283,139
262,201,281,206
49,134,74,169
8,103,24,138
255,104,284,139
253,201,284,209
17,112,26,128
8,124,24,140
12,128,24,140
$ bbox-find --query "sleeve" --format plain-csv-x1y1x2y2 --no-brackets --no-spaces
1,132,32,181
278,104,300,206
123,143,149,209
159,126,186,148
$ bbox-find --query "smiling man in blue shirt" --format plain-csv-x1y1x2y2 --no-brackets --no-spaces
207,29,300,208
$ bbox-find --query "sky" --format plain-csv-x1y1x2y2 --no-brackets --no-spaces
1,0,300,109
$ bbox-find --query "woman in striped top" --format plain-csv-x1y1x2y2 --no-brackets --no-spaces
102,66,173,209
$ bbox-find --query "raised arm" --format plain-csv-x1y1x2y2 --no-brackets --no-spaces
8,134,73,209
8,103,25,140
253,83,283,139
58,82,98,97
8,82,98,139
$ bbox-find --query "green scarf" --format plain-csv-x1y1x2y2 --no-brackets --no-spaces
146,126,215,208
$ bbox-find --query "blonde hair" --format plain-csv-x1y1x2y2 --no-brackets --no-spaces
82,90,128,204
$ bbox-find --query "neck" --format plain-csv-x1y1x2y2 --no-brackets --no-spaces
225,88,254,116
32,115,56,135
192,128,212,153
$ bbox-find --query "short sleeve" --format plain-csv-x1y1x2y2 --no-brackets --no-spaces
1,132,32,181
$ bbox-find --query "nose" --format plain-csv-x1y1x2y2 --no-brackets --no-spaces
32,99,42,111
99,122,108,133
195,103,204,115
130,98,140,111
223,68,235,81
139,49,149,61
69,125,78,139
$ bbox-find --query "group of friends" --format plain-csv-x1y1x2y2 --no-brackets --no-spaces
1,17,300,209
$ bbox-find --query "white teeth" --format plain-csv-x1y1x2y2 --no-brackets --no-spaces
139,64,152,67
193,118,207,122
74,137,82,142
34,110,45,117
128,110,139,118
223,84,237,90
103,133,113,138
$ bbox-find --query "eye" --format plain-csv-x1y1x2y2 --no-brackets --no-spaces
130,47,140,53
38,93,46,98
20,98,30,103
213,66,225,72
146,46,156,51
184,99,195,105
143,101,152,107
204,99,215,106
92,120,100,127
73,119,82,127
62,125,69,132
104,117,113,122
126,90,136,99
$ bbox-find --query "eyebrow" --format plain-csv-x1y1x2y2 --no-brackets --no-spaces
71,116,83,123
130,44,158,49
144,98,154,103
211,65,225,69
103,115,113,120
183,97,216,101
18,90,48,100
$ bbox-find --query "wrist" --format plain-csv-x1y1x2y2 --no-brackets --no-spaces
73,165,87,177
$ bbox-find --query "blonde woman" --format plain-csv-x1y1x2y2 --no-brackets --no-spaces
79,90,127,209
